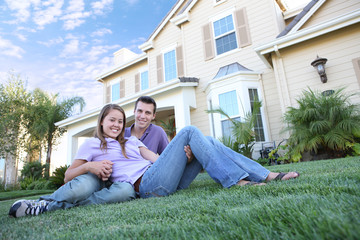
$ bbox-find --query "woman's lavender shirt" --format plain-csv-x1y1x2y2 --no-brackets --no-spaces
75,136,151,184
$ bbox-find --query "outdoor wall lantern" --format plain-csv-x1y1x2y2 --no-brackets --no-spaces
311,55,328,83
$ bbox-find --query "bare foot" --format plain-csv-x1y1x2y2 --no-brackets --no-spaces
237,179,266,186
266,172,300,182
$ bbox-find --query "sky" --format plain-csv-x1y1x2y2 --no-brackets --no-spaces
0,0,308,112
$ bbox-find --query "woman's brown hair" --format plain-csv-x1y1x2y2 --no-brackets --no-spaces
95,104,128,158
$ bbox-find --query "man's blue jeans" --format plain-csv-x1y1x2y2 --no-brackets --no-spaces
40,173,136,211
138,126,270,198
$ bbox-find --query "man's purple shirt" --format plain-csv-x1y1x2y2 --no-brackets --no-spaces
124,123,169,154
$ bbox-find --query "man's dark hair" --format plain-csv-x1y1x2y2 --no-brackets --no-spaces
134,96,157,114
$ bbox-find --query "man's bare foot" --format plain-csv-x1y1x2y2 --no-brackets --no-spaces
266,172,300,182
237,179,266,186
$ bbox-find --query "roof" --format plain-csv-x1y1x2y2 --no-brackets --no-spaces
213,62,253,80
277,0,319,37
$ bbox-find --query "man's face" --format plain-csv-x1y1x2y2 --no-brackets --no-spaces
134,101,156,130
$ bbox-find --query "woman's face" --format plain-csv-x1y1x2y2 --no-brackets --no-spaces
101,109,124,139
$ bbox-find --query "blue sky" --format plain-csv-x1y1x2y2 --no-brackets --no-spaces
0,0,177,111
0,0,306,112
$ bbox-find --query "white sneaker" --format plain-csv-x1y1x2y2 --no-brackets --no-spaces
9,199,49,218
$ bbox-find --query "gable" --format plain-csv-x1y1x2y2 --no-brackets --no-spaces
300,0,360,30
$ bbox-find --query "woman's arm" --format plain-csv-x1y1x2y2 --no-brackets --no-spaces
139,147,159,163
64,159,113,183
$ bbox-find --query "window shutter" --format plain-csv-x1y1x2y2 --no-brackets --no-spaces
176,45,184,77
120,80,125,98
106,85,111,103
352,57,360,85
135,73,140,92
202,23,215,61
156,54,164,84
234,8,252,48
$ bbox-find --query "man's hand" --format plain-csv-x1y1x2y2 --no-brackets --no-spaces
88,160,113,181
184,145,194,163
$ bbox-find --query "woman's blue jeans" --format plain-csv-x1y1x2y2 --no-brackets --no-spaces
138,126,270,198
40,173,136,211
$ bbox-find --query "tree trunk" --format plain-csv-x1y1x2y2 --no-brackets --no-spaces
45,136,53,178
4,152,18,189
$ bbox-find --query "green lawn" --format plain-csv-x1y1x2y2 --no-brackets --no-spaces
1,157,359,240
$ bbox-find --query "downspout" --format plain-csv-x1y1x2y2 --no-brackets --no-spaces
258,73,272,141
273,45,292,113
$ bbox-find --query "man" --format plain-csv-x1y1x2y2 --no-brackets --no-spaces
124,96,169,155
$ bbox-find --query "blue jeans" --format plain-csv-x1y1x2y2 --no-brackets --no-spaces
138,126,270,198
40,173,136,211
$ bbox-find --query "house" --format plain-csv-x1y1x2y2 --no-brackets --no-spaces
51,0,360,169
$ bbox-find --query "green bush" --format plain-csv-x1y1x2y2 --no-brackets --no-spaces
20,176,35,190
283,88,360,161
26,179,55,190
49,165,69,188
20,161,47,180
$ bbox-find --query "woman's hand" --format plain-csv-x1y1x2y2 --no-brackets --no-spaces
64,159,113,183
88,160,113,181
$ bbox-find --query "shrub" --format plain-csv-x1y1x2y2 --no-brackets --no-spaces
49,165,69,188
20,161,47,180
26,179,55,190
283,88,360,161
20,176,35,190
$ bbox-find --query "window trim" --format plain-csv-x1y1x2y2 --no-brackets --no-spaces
163,48,178,82
140,70,149,91
213,0,227,6
210,8,238,56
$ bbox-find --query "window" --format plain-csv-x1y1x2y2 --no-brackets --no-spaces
164,49,177,81
213,14,237,55
248,89,265,141
219,90,240,138
111,82,120,102
141,71,149,90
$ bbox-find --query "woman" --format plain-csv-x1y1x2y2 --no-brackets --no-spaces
9,104,136,218
9,104,299,217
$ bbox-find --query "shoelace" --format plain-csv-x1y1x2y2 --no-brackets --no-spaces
25,201,49,216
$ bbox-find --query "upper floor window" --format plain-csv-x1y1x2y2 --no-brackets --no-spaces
164,49,177,82
202,8,251,61
219,90,240,138
213,14,237,55
141,71,149,90
111,82,120,102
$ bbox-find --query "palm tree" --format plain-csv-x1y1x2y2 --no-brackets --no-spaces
24,89,85,177
283,88,360,160
206,100,262,159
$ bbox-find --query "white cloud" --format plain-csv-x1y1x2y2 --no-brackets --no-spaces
61,0,91,30
60,39,80,57
91,0,113,15
37,37,64,47
33,0,64,29
0,36,25,59
4,0,41,23
66,0,85,12
87,44,120,61
91,28,112,37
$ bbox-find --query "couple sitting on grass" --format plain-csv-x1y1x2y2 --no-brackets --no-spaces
9,96,299,218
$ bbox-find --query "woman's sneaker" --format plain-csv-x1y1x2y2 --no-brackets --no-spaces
9,199,49,218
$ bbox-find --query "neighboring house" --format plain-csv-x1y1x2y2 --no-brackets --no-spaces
52,0,360,168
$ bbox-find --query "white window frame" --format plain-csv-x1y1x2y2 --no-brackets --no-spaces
110,78,121,102
139,68,149,91
161,43,177,82
213,0,227,6
210,8,238,56
206,74,268,142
